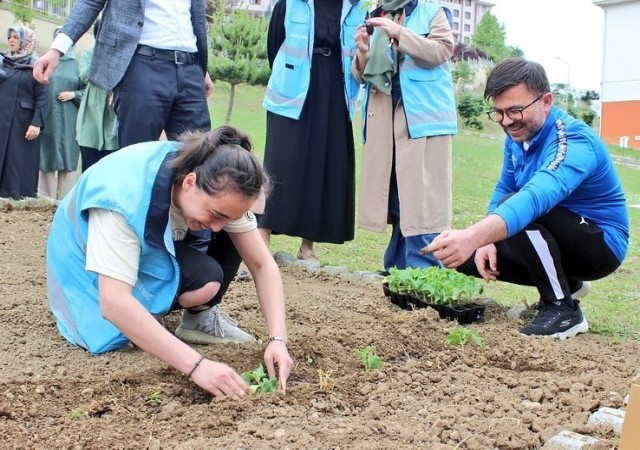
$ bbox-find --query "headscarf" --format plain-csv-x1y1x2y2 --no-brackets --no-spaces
3,26,38,64
362,0,413,94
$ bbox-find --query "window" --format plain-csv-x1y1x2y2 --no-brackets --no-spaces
464,24,470,32
453,9,460,17
465,0,471,6
464,11,471,19
452,21,459,30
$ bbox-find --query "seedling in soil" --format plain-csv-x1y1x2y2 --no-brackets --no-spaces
446,326,484,347
147,390,163,406
317,369,336,392
68,407,88,420
241,364,278,394
353,345,382,371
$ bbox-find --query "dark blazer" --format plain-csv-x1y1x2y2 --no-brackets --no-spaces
61,0,208,91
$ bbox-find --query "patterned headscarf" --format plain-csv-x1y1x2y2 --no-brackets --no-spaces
5,25,38,60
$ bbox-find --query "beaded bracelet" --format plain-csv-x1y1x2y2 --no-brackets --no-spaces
188,355,205,378
266,336,288,347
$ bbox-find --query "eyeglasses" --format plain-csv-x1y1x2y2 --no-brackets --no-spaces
486,94,544,123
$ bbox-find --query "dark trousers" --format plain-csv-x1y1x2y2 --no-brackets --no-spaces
113,53,211,147
79,146,118,172
172,231,242,310
458,206,621,302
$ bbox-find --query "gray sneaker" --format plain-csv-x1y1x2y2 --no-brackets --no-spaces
175,305,256,344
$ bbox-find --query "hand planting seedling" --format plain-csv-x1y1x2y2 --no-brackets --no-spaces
241,364,278,394
353,345,381,371
446,326,484,347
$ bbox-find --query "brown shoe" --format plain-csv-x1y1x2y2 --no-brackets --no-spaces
297,247,320,264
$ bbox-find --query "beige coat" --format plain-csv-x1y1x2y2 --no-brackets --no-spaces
352,9,454,237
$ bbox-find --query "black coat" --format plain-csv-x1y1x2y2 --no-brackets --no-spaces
0,55,48,199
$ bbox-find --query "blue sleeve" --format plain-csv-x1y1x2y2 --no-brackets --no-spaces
492,132,598,237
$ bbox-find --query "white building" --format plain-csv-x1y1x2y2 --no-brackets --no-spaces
593,0,640,149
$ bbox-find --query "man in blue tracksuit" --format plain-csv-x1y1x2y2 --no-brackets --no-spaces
425,57,629,339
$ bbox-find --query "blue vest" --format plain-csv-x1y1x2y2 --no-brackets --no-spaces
262,0,363,120
362,1,457,139
47,142,180,354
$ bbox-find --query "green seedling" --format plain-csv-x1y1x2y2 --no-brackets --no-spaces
446,326,484,347
353,345,382,370
68,407,88,420
241,364,278,394
147,390,163,406
385,266,483,306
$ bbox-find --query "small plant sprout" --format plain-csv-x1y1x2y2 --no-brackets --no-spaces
241,364,278,394
317,369,336,392
68,407,88,420
353,345,382,371
446,327,484,347
147,390,163,406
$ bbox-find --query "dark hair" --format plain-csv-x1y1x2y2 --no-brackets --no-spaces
170,125,269,200
484,57,550,99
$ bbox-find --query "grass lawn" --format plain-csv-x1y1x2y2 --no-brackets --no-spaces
211,81,640,339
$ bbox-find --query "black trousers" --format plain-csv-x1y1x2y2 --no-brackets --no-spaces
172,230,241,310
458,206,621,302
113,53,211,147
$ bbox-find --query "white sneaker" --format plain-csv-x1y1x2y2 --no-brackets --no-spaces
175,305,256,344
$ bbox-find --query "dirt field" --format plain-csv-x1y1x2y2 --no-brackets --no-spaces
1,205,638,449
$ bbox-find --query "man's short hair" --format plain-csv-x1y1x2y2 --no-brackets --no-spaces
484,57,551,100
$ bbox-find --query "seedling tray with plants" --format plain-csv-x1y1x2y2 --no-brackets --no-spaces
383,266,485,324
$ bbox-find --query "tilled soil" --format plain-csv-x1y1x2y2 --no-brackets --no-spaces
1,205,638,449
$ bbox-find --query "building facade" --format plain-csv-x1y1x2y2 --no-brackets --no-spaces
441,0,494,44
594,0,640,149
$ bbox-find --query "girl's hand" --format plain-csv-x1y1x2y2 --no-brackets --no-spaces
25,125,41,140
366,17,402,42
354,24,371,52
57,91,75,102
264,339,293,392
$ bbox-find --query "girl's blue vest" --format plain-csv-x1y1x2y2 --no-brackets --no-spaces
263,0,363,120
47,142,180,354
362,1,457,139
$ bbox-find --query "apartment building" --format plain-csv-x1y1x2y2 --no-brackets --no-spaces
441,0,494,44
593,0,640,149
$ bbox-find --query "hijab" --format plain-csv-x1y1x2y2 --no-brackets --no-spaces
1,26,38,70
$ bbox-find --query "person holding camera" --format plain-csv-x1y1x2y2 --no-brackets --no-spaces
352,0,457,271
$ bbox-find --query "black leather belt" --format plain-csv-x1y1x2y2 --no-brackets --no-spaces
135,44,198,65
312,47,334,57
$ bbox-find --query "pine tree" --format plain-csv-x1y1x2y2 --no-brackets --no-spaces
208,2,270,123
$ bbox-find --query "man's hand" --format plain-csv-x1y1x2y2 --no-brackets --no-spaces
204,72,214,97
422,230,476,269
33,49,63,84
474,244,499,282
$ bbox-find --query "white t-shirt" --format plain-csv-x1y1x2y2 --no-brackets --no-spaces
86,204,256,286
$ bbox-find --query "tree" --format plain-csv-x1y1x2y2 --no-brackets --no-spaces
470,12,507,62
208,3,270,124
10,0,35,27
457,92,487,130
452,60,474,92
581,90,600,102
